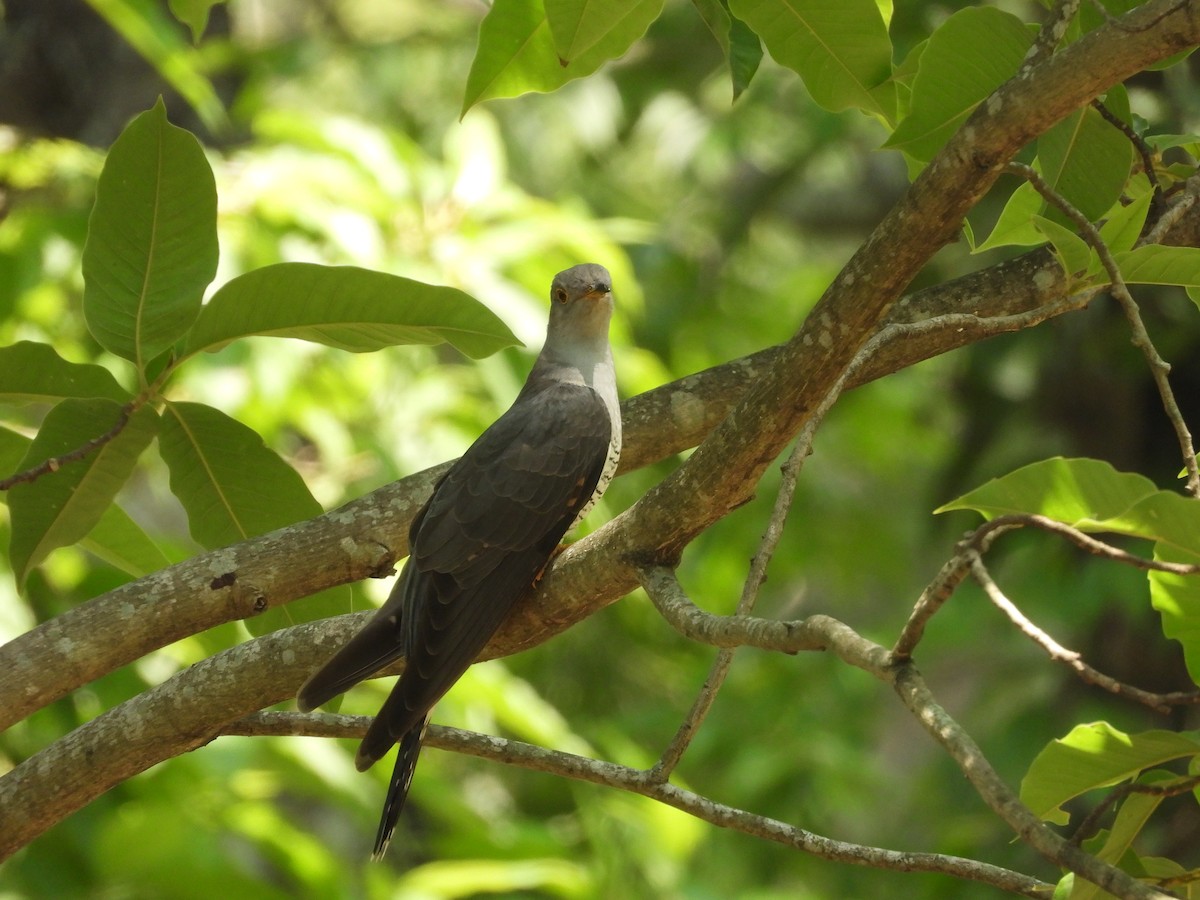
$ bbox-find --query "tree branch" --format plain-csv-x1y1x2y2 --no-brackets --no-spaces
224,711,1055,899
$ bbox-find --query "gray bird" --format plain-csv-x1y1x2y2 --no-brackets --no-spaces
297,263,620,857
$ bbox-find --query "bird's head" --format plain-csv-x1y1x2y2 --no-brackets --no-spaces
545,263,614,348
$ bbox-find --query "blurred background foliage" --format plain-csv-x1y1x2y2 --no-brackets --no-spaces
1,0,1199,897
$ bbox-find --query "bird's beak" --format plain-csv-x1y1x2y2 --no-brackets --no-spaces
583,283,612,301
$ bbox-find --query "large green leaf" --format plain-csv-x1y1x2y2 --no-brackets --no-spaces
729,0,893,118
0,341,131,404
157,401,350,636
462,0,664,115
179,263,519,360
159,401,323,548
885,7,1032,162
1020,723,1200,825
7,399,159,585
82,98,219,370
1037,98,1133,222
936,457,1158,528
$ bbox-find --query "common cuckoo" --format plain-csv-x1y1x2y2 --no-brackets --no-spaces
298,263,621,857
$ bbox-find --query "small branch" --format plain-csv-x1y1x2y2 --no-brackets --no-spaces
0,400,136,490
970,554,1200,712
1010,160,1200,495
226,712,1054,899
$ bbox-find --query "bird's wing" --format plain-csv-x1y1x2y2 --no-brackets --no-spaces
297,382,612,731
355,381,613,764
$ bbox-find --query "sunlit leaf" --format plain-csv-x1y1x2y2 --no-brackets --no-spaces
8,399,158,585
0,341,130,404
82,98,218,370
462,0,664,115
936,457,1158,528
546,0,644,63
729,0,893,118
886,7,1032,161
1020,722,1200,825
1149,543,1200,684
180,263,519,360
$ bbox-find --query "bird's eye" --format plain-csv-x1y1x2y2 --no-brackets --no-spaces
553,287,568,303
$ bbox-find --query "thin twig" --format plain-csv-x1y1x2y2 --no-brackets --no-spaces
0,401,137,490
1010,160,1200,495
224,711,1054,898
970,553,1200,713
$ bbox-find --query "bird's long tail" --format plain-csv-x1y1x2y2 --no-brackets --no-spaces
370,714,430,860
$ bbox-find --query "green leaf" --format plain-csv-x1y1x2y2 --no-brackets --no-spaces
545,0,645,63
973,181,1046,253
1037,101,1133,222
81,504,172,578
0,426,31,476
462,0,664,115
159,401,323,548
1020,723,1200,825
167,0,222,42
692,0,763,101
0,341,130,404
1098,190,1153,256
1068,772,1174,900
936,457,1158,527
729,0,893,118
82,98,219,370
1114,245,1200,289
885,8,1033,161
180,263,520,360
158,401,350,635
7,399,158,585
1150,543,1200,684
1032,215,1092,277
